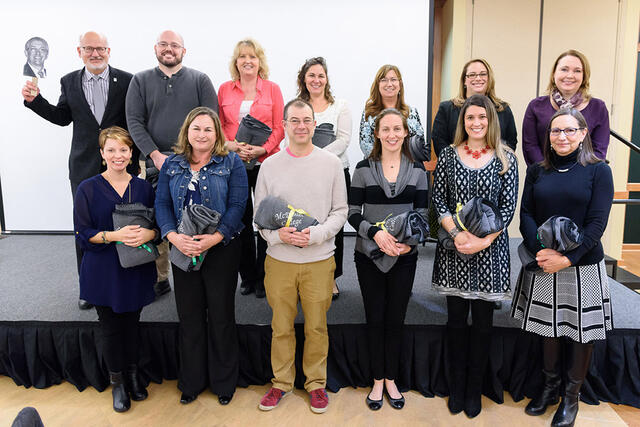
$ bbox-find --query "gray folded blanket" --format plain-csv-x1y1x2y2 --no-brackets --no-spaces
312,123,336,148
408,134,430,162
169,204,221,272
112,202,159,268
518,215,583,272
437,196,504,261
235,114,272,170
361,210,430,273
254,195,318,232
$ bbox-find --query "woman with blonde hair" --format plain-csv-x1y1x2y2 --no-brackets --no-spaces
431,58,517,156
522,49,609,165
359,64,425,158
431,94,518,418
156,106,248,405
217,38,284,298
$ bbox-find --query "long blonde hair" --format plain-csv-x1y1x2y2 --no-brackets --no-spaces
453,95,511,174
364,64,410,120
452,58,506,112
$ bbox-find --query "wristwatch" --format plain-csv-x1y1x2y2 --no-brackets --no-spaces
448,227,460,239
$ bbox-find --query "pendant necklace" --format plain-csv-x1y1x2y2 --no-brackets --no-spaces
550,161,579,173
463,142,489,159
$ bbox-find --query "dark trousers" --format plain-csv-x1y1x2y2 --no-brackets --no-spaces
172,237,241,396
333,168,351,279
355,251,417,380
71,181,83,277
446,296,494,330
95,305,142,373
238,166,267,287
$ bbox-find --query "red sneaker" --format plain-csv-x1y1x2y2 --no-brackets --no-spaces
309,388,329,413
259,387,288,411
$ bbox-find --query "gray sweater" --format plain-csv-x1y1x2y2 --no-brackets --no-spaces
126,66,218,157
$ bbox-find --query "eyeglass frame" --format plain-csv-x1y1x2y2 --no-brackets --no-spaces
80,46,109,54
285,118,315,126
156,41,184,50
549,127,585,137
465,72,489,80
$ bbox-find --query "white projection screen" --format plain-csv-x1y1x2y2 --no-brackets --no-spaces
0,0,431,232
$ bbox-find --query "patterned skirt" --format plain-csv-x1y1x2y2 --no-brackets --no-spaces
511,260,612,343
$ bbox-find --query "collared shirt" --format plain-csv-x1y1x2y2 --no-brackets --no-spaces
218,76,284,162
29,64,47,78
82,67,110,116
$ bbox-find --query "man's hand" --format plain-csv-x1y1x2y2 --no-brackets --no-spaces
149,150,168,171
278,226,310,247
21,80,39,103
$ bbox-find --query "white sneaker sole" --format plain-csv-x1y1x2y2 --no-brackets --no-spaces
258,391,290,411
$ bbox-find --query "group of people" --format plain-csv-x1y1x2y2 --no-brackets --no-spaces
21,29,613,427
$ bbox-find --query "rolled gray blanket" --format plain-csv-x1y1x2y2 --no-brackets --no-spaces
254,195,319,232
361,210,429,273
235,114,272,170
112,202,159,268
437,196,504,261
408,134,430,162
312,123,336,148
518,215,583,272
169,204,221,272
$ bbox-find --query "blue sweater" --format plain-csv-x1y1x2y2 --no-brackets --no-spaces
520,150,613,266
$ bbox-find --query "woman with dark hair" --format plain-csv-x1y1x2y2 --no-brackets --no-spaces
431,94,518,418
359,64,425,158
512,109,613,427
155,106,248,405
296,56,352,299
431,58,517,156
218,38,284,298
522,49,610,165
73,126,157,412
349,108,428,411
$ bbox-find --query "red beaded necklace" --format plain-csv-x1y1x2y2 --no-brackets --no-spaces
463,142,489,159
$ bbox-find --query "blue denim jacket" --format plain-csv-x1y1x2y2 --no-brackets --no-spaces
155,152,248,244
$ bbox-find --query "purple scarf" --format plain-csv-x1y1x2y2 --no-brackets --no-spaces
551,88,583,110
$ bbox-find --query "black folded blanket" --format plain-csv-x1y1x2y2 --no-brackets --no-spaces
169,204,221,272
254,196,319,232
517,215,583,272
235,114,272,170
312,123,336,148
112,203,159,268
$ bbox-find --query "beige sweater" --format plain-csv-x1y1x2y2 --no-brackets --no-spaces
254,146,348,264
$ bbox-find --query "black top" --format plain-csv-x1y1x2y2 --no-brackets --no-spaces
431,99,518,156
519,150,614,266
24,66,138,184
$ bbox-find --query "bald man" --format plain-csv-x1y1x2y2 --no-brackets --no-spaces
126,30,218,296
21,31,137,310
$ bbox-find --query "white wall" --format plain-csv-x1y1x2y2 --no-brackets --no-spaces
0,0,430,231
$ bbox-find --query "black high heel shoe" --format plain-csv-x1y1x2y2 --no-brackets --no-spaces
218,394,233,405
366,391,383,410
180,392,197,404
385,389,405,409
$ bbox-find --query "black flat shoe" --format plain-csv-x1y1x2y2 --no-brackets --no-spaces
385,390,405,409
154,280,171,297
366,392,383,411
180,393,197,404
218,394,233,405
78,299,93,310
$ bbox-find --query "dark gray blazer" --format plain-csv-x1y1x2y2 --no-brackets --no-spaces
23,63,36,77
24,65,138,184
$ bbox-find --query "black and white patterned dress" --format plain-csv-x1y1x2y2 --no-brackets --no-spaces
431,146,518,300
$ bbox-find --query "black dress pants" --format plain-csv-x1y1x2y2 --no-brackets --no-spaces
238,166,267,287
71,181,84,277
333,168,351,279
95,305,142,373
355,251,417,381
172,237,241,396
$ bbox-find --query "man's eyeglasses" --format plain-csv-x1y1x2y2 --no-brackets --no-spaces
157,42,183,50
465,72,488,80
80,46,108,54
549,127,584,137
286,118,314,126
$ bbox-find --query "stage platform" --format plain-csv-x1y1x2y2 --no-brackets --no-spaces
1,235,639,408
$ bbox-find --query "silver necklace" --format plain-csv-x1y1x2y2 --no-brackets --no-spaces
550,160,579,173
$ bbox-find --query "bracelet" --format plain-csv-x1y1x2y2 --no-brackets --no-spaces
101,231,109,244
448,227,460,239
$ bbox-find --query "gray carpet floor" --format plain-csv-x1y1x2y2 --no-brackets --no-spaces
1,235,638,329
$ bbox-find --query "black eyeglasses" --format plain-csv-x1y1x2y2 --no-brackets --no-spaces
465,72,488,80
80,46,108,54
549,127,584,137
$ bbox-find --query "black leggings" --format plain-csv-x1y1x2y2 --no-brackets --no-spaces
355,251,417,381
95,305,142,373
238,166,267,286
446,296,494,329
333,168,351,279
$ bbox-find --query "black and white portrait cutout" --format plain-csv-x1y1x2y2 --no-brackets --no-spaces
23,37,49,78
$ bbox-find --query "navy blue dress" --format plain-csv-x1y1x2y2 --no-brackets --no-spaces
74,175,157,313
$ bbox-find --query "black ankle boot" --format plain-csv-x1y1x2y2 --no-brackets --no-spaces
526,338,561,416
126,364,148,401
551,342,593,427
110,371,131,412
446,325,468,414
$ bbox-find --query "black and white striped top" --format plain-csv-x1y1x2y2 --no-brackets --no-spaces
348,157,428,257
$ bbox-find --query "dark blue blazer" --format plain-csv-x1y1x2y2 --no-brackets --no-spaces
24,65,139,183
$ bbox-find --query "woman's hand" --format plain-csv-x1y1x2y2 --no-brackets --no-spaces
374,230,399,256
455,231,490,255
396,242,412,255
226,140,239,152
167,232,201,257
536,248,571,274
192,232,224,253
236,143,252,161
